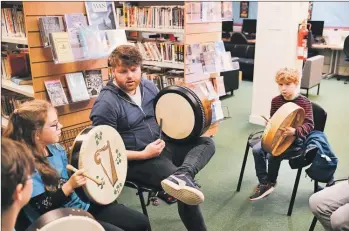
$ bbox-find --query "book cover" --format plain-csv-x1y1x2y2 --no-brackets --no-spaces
65,72,90,102
38,16,65,47
49,32,74,63
10,76,32,85
44,79,69,107
64,13,88,60
85,2,117,30
84,69,104,97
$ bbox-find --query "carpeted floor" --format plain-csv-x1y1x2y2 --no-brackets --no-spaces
118,78,349,231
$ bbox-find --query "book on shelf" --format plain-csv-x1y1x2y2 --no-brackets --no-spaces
1,91,33,118
85,2,117,30
84,69,104,98
8,53,31,77
38,16,65,47
215,76,226,97
10,76,32,85
136,41,184,63
142,68,184,90
1,8,26,38
64,13,88,60
44,79,69,107
49,32,74,63
65,72,90,102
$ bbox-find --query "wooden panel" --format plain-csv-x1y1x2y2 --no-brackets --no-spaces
28,32,42,47
185,22,222,34
185,32,221,44
30,47,53,62
31,59,108,77
58,109,91,128
33,68,109,92
23,2,86,16
26,16,40,32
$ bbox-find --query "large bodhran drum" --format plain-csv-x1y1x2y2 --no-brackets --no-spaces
261,102,305,156
70,125,127,205
26,208,104,231
154,85,213,142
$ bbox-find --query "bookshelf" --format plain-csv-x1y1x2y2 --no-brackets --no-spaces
1,36,28,45
2,79,34,97
120,27,184,34
143,61,184,69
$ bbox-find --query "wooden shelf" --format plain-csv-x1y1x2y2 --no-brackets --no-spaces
1,36,28,45
120,27,184,34
143,61,184,69
2,116,8,128
1,79,34,97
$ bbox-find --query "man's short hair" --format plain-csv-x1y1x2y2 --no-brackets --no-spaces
275,67,300,85
109,45,143,68
1,138,35,212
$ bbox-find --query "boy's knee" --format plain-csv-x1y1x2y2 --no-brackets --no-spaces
199,137,216,151
309,192,323,215
330,207,349,231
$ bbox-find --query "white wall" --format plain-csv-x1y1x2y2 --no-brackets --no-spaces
249,1,309,126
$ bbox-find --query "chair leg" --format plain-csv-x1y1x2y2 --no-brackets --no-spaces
288,168,302,216
236,140,251,192
309,216,318,231
137,189,152,231
306,89,309,98
314,180,319,193
317,84,320,95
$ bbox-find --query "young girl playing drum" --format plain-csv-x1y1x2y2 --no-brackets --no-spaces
3,100,149,231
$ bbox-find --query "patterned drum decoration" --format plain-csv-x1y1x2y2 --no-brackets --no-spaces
25,208,105,231
261,102,305,156
70,125,127,205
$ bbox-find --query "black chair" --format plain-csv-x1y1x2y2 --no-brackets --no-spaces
343,36,349,84
308,178,348,231
236,102,327,216
230,32,248,45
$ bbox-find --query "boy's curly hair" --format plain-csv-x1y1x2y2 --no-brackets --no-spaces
108,45,143,68
275,68,300,85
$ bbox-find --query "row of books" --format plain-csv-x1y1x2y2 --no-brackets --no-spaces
1,49,31,81
1,92,33,118
1,7,26,38
186,2,233,23
142,69,184,90
121,4,184,30
44,70,104,107
136,41,184,63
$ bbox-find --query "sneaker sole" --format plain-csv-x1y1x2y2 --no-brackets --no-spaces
161,179,204,205
249,187,275,201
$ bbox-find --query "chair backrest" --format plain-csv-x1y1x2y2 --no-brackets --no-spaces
301,55,324,88
311,102,327,132
230,32,248,45
344,35,349,58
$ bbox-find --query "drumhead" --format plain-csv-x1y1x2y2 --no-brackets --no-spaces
262,102,305,156
26,208,104,231
154,85,209,142
70,125,127,205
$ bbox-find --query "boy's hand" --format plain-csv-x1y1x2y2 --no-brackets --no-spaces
281,127,296,137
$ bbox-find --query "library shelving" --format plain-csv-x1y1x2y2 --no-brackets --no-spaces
2,79,34,97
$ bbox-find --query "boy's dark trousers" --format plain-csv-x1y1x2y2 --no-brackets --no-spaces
252,138,304,184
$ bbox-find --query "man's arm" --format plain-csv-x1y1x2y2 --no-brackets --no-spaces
127,150,147,160
126,139,165,160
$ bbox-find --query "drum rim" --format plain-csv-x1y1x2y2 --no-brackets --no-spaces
153,85,206,142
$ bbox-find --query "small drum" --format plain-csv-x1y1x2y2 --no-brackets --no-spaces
262,102,305,156
70,125,127,205
26,208,104,231
154,84,213,142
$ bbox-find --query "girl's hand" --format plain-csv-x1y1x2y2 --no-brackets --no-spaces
62,169,87,196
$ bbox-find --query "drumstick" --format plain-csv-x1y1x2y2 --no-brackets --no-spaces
66,164,102,185
159,118,163,140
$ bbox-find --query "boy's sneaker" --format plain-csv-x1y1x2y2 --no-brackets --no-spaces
249,183,275,201
161,173,204,205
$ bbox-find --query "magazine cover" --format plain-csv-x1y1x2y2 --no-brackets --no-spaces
44,79,68,107
85,2,117,30
65,72,90,102
84,69,104,97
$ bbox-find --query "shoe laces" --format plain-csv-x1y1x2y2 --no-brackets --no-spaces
193,179,201,188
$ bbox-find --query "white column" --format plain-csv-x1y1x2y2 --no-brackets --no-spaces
249,1,309,126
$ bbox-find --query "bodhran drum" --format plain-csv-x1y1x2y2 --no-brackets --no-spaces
261,102,305,156
70,125,127,205
26,208,105,231
154,84,213,142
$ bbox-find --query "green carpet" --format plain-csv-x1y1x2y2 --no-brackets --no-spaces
118,78,349,231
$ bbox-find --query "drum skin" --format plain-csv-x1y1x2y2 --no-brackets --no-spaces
153,85,212,143
70,125,127,205
25,208,104,231
261,102,305,156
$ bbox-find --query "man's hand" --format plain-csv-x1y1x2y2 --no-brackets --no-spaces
281,127,296,137
142,139,165,159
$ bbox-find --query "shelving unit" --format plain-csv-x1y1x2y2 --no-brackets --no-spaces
120,27,184,34
1,79,34,97
1,36,28,45
143,61,184,69
1,116,9,128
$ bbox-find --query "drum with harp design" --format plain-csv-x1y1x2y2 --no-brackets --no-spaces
261,102,305,156
154,84,213,142
25,208,104,231
70,125,127,205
